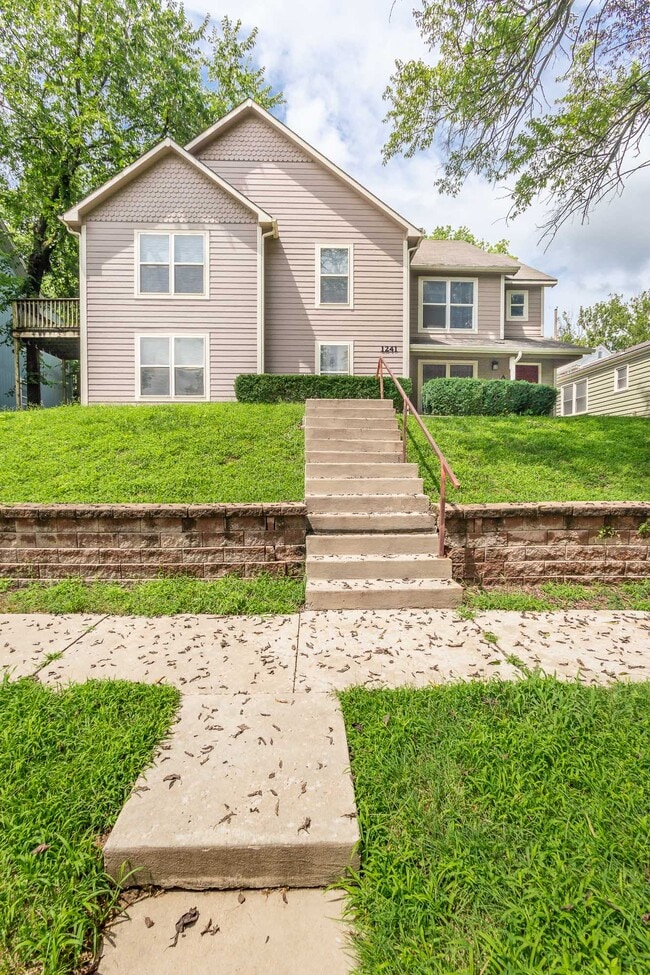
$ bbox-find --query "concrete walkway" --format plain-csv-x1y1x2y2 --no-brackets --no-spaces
2,609,649,974
3,609,649,690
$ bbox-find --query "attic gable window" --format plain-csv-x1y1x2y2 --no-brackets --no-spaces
507,290,528,320
316,245,353,307
137,232,207,298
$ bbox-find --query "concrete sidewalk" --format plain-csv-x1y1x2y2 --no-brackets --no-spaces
3,608,649,690
3,608,648,974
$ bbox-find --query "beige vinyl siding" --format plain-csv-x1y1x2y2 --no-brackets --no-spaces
557,353,650,416
504,285,543,339
85,221,257,402
410,272,502,340
197,117,405,378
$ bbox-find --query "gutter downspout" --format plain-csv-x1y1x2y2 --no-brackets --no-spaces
509,349,523,380
257,221,278,374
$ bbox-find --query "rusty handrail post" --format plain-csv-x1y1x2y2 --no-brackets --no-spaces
402,398,408,463
439,466,447,557
379,359,384,399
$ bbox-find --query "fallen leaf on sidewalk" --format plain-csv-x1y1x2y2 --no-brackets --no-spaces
169,907,199,948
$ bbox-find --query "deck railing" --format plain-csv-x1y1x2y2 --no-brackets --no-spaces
376,357,460,557
12,298,80,333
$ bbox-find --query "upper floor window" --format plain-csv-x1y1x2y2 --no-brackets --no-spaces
419,278,476,331
316,245,353,307
137,232,207,297
507,290,528,320
562,379,587,416
614,364,628,391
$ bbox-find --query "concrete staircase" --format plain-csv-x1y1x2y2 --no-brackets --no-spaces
305,398,463,610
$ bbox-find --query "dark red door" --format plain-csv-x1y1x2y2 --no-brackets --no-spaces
515,364,540,383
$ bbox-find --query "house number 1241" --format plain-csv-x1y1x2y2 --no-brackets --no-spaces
380,345,398,354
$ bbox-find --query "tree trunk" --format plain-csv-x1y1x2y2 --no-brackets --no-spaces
25,342,41,407
24,215,54,297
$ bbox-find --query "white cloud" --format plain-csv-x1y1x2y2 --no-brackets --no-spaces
197,0,650,331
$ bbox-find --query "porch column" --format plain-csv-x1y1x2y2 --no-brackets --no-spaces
13,336,21,409
25,341,41,407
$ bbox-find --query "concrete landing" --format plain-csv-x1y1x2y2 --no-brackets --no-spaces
104,693,359,889
99,888,352,974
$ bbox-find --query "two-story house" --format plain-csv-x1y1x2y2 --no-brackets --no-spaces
61,99,585,406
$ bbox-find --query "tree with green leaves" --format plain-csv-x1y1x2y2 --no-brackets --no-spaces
384,1,650,237
559,291,650,351
427,224,513,255
0,2,282,298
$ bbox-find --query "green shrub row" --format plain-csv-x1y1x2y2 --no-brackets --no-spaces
421,377,558,416
235,373,412,410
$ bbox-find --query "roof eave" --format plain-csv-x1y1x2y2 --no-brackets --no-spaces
412,263,521,274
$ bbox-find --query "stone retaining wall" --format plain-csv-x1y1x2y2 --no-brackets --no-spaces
445,501,650,586
0,504,307,584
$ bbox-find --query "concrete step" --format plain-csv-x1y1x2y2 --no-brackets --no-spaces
306,477,424,495
305,427,401,443
306,577,464,610
305,416,397,431
306,398,393,412
99,889,353,975
307,553,453,580
306,462,420,479
308,512,436,533
308,450,402,464
306,439,401,454
104,694,359,890
307,532,440,556
306,493,430,515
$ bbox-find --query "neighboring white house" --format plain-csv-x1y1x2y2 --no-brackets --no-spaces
555,340,650,417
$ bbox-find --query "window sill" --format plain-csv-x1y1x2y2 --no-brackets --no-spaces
135,293,210,300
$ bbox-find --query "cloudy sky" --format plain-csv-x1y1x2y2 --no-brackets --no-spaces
198,0,650,334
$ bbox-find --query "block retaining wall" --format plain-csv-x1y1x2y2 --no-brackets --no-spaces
445,501,650,586
0,503,308,584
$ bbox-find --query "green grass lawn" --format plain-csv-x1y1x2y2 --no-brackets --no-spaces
0,678,178,975
340,676,650,975
0,573,305,616
461,580,650,613
407,415,650,503
0,403,304,503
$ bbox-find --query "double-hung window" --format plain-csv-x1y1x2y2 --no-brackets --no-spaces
507,290,528,320
419,278,476,331
316,245,353,307
317,342,353,375
421,361,475,382
137,232,207,297
138,335,207,399
614,364,628,391
562,379,587,416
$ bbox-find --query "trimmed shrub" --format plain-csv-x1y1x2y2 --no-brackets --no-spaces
235,373,412,411
421,377,558,416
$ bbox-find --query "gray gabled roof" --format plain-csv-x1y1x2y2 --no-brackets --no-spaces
411,239,520,272
506,261,557,286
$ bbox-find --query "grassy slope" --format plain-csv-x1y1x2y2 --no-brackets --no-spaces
407,415,650,503
0,574,305,615
0,403,304,503
340,677,650,975
0,679,179,975
462,580,650,613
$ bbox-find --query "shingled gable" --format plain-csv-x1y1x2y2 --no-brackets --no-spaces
185,99,423,242
61,138,275,233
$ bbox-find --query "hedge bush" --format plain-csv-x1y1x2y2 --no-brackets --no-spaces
235,373,412,411
421,377,558,416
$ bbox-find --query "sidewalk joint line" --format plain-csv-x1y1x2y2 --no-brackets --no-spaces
31,613,111,677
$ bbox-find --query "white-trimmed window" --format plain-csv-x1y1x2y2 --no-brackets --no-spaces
419,278,476,331
137,232,207,297
614,364,628,391
316,245,353,307
138,335,207,399
562,379,588,416
506,290,528,320
317,342,353,375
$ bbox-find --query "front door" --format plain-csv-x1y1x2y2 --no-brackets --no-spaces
515,363,540,383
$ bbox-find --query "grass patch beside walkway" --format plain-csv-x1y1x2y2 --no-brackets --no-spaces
0,403,304,503
340,676,650,975
0,573,305,616
0,678,178,975
461,580,650,613
407,415,650,503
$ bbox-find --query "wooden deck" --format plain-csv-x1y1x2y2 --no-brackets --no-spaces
11,299,80,406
